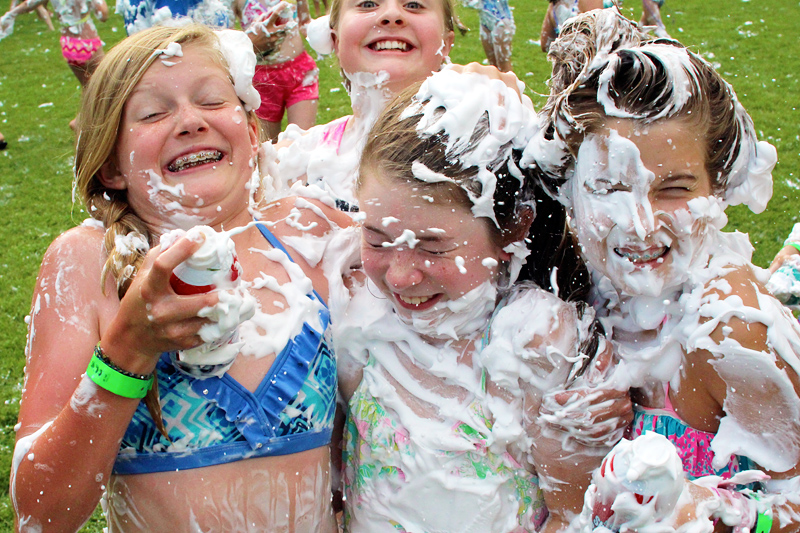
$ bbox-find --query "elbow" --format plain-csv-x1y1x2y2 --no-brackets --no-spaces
10,465,103,533
12,487,101,533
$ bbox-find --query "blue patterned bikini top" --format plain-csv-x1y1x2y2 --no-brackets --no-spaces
113,223,337,475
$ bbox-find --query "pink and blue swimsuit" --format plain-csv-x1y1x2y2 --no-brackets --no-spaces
627,384,756,480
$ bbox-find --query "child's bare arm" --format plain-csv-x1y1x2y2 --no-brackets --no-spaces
541,5,556,53
296,0,310,32
91,0,108,22
674,266,800,530
6,0,49,17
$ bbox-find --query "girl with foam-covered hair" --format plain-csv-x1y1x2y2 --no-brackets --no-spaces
326,67,632,532
12,23,352,532
528,8,800,531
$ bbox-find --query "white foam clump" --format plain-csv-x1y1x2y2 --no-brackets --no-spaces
155,41,183,67
306,14,333,56
114,232,150,259
383,229,420,250
722,136,775,215
411,161,458,186
399,280,498,341
577,432,685,532
595,44,698,123
238,244,325,360
117,2,174,36
214,30,262,112
268,118,367,206
264,67,393,206
402,68,540,225
480,284,583,395
161,226,256,374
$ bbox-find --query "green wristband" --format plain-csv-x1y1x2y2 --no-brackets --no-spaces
750,494,774,533
86,345,153,399
754,509,774,533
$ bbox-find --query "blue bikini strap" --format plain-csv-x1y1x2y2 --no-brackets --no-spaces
255,221,295,263
253,220,328,307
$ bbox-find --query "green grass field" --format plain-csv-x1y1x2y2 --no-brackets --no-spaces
0,0,798,529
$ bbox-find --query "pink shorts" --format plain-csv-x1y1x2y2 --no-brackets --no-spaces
253,50,319,123
60,34,103,67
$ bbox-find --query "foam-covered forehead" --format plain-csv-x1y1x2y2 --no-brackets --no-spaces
149,31,260,112
575,131,654,190
400,68,540,222
596,43,775,213
528,40,776,214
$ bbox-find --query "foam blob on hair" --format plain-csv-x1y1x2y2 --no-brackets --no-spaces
214,29,261,112
401,67,540,223
525,8,776,214
307,15,334,56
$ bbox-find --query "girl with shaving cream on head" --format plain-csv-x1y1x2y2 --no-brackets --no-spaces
326,68,632,532
264,0,477,210
530,8,800,531
11,24,352,532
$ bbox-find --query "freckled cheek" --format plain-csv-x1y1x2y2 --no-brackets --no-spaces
361,249,390,282
460,260,498,286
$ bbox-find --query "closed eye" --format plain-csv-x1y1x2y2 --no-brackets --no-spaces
585,180,631,195
141,111,165,121
655,175,701,198
366,240,387,248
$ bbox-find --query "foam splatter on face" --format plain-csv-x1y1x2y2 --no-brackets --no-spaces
568,129,722,298
395,68,541,285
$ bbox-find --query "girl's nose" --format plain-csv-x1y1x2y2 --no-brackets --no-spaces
385,251,423,290
176,104,209,136
379,0,405,26
632,200,656,240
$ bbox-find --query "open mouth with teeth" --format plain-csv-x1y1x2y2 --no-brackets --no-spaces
369,39,412,52
395,293,440,311
614,246,669,264
168,150,224,172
